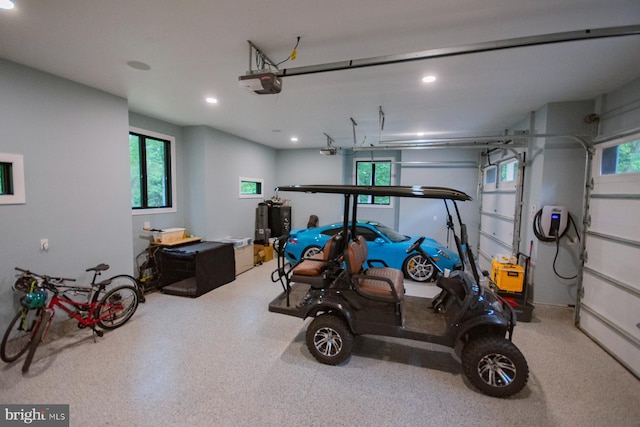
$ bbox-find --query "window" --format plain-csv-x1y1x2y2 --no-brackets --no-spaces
484,166,497,185
500,160,518,183
601,139,640,175
0,162,13,195
129,128,176,214
356,160,392,205
0,153,25,205
239,177,264,198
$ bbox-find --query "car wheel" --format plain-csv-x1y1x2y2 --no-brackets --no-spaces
302,245,322,259
306,314,353,365
461,336,529,398
403,254,435,282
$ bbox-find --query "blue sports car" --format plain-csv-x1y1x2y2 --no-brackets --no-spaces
284,220,461,282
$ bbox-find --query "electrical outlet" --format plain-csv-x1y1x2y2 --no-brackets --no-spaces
40,239,49,251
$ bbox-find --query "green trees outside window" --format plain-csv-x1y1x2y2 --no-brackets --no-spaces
356,160,391,205
602,140,640,175
130,133,172,209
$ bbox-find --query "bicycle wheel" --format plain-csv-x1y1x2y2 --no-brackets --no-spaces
96,285,138,330
1,308,40,363
108,274,145,303
22,310,51,373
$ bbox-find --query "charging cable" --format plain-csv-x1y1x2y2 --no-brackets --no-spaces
532,209,581,280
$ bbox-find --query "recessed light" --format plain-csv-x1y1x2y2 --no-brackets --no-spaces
0,1,15,10
290,137,299,142
206,97,218,104
417,132,425,137
421,75,436,83
127,60,151,71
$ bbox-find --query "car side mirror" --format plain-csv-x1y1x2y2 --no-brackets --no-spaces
374,237,385,246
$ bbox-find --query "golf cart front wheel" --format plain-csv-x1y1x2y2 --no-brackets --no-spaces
462,336,529,398
306,315,353,365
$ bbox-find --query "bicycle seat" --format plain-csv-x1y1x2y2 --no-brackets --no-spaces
86,263,110,272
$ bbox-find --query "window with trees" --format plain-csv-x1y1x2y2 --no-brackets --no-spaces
355,160,392,205
500,160,518,183
0,153,25,205
129,129,176,213
601,139,640,175
239,177,264,198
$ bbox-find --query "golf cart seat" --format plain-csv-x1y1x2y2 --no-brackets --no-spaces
347,236,405,301
290,235,344,288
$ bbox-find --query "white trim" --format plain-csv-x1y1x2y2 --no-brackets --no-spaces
0,152,26,205
239,176,264,199
129,127,177,215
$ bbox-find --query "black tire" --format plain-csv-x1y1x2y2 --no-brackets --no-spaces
96,285,138,330
403,254,436,282
302,245,322,259
108,274,145,303
1,308,40,363
461,336,529,398
22,310,51,373
306,315,354,365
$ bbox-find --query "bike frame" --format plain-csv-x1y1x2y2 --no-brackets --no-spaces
38,286,126,339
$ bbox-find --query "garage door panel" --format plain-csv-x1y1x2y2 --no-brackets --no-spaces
579,309,640,377
480,215,514,245
582,272,640,341
481,193,516,218
584,236,640,292
479,233,511,260
589,198,640,241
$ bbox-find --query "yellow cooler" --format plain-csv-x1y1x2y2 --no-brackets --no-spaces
491,259,525,293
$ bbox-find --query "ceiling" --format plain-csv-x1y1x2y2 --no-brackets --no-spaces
1,0,639,150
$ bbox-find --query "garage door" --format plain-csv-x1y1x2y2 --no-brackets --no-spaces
478,152,525,272
580,136,640,377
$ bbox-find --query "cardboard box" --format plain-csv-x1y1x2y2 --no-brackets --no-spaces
491,259,524,292
254,244,274,262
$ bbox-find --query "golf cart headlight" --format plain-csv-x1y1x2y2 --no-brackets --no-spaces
490,299,503,312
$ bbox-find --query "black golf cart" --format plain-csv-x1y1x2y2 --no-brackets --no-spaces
269,185,528,397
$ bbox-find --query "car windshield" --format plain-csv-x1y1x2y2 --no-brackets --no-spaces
373,223,410,243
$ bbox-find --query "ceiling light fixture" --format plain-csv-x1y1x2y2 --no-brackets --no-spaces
126,60,151,71
206,97,218,104
422,75,436,83
0,0,15,10
290,137,298,142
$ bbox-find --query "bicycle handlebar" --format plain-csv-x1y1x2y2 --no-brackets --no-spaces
15,267,76,283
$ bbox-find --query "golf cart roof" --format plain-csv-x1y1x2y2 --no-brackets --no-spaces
275,185,472,201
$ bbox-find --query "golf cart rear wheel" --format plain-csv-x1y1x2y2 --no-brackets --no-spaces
462,336,529,398
403,254,435,282
306,315,353,365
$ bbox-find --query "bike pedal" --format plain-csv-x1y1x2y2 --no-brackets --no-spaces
94,329,104,337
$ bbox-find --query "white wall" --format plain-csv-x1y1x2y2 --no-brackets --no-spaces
523,101,594,305
183,126,277,240
0,59,132,325
128,113,187,268
399,149,481,250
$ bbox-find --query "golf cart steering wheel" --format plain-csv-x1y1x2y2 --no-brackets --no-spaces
406,236,426,253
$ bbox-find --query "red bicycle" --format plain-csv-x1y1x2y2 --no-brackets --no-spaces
1,266,139,373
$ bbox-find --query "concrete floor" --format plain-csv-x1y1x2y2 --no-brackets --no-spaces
1,259,639,426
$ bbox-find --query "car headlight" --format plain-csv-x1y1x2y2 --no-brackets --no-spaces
436,248,451,260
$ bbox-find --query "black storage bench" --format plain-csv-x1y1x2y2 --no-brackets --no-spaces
158,241,235,297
